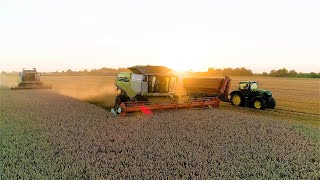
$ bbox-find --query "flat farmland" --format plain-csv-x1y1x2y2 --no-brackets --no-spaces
0,74,319,178
1,74,319,125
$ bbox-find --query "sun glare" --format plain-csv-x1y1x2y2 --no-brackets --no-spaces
158,49,208,73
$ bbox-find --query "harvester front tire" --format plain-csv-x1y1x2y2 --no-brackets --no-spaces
231,93,244,106
115,95,127,106
253,99,267,110
269,98,276,109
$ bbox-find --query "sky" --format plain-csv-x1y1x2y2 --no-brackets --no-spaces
0,0,319,73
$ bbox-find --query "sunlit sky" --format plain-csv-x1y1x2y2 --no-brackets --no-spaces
0,0,319,73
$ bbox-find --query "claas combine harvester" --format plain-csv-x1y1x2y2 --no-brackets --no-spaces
111,65,231,116
11,68,52,90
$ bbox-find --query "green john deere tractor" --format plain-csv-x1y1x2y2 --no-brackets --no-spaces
230,81,276,110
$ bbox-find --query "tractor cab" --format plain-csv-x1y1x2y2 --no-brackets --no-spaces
239,81,258,91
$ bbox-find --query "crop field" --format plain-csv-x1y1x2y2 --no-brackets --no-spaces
0,74,319,178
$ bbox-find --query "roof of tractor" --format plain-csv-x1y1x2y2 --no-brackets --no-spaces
128,65,173,75
239,81,258,84
22,68,38,73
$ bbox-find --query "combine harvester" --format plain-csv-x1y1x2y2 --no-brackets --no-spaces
111,66,230,116
11,68,52,90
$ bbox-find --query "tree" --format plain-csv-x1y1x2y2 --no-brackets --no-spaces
288,70,297,77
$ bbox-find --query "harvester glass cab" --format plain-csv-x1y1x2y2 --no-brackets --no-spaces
115,66,178,100
19,68,40,82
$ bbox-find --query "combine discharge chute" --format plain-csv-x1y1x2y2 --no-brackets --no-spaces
11,68,52,90
111,65,227,116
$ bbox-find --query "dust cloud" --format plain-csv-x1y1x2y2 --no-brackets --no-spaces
0,74,18,88
40,76,118,108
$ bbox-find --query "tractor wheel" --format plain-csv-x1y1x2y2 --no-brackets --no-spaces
252,99,267,110
231,93,244,106
269,98,276,109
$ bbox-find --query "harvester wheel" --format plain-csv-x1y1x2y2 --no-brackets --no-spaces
114,95,128,114
253,99,267,110
269,98,276,109
231,93,243,106
115,95,127,105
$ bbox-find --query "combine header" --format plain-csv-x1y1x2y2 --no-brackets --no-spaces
11,68,52,90
111,65,227,116
116,97,220,116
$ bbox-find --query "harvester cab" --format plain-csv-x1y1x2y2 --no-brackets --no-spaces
230,81,276,110
115,65,178,101
11,68,52,90
111,65,220,116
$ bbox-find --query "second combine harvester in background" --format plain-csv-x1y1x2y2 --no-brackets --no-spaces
111,65,230,116
11,68,52,90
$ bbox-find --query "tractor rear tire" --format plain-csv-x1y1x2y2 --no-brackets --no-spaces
269,98,276,109
231,93,244,106
252,99,267,110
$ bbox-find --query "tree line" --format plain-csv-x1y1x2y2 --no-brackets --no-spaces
184,67,319,78
260,68,320,78
2,67,319,78
45,67,130,76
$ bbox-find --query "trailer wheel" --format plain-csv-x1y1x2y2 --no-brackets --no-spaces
231,93,243,106
253,99,267,110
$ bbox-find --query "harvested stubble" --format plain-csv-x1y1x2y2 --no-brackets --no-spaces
0,89,319,179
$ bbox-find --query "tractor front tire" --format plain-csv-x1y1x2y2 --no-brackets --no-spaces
252,99,267,110
268,98,276,109
231,93,244,106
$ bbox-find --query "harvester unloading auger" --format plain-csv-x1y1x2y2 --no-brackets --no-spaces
111,66,230,116
11,68,52,90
